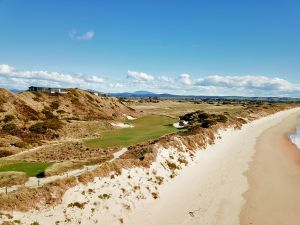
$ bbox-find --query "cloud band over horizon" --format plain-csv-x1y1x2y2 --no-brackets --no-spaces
0,64,299,97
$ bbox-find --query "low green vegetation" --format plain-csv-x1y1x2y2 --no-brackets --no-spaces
2,123,17,132
29,119,63,134
84,115,178,148
3,114,15,123
180,111,228,129
0,161,52,177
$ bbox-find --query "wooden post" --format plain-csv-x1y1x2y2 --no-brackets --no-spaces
5,187,7,194
38,179,40,187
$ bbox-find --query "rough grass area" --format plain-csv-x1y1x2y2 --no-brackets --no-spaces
0,161,52,177
84,115,178,148
0,177,77,212
128,100,245,117
44,161,83,177
0,172,28,187
13,142,115,162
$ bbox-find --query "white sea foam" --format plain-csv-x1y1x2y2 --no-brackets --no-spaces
289,118,300,149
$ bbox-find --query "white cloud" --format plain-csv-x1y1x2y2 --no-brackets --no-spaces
1,65,300,97
158,76,173,83
179,73,192,85
85,75,104,83
126,71,300,97
194,75,298,92
127,70,154,82
0,64,104,90
109,83,124,89
0,64,14,73
69,30,95,41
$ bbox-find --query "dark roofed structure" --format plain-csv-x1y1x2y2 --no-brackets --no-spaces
28,86,66,94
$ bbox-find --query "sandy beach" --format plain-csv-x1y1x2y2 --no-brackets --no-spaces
240,109,300,225
124,108,300,225
3,108,300,225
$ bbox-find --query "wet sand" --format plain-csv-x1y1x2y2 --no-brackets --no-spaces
240,110,300,225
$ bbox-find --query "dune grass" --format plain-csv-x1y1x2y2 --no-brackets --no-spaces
0,161,52,177
0,171,28,187
84,115,178,148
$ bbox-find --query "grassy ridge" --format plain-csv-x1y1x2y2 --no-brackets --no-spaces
84,115,178,148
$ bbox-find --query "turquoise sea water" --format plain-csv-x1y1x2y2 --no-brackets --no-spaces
289,118,300,149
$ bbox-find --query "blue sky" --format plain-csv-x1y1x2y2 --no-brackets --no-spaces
0,0,300,96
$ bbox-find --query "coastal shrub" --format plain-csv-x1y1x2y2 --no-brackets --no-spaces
178,156,188,166
3,114,15,123
14,142,27,148
179,112,194,122
155,176,164,185
166,160,179,171
98,193,112,200
198,112,209,121
50,101,60,110
2,123,17,132
216,114,228,123
29,122,47,134
44,119,63,130
0,149,14,157
151,192,158,199
56,109,66,114
71,97,80,104
67,202,87,209
201,120,217,128
30,222,40,225
42,109,56,119
30,119,63,133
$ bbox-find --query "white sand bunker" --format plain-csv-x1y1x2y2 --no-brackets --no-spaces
173,121,188,128
124,114,137,120
111,122,134,128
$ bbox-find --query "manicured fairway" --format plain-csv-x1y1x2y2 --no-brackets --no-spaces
0,161,52,177
84,115,178,148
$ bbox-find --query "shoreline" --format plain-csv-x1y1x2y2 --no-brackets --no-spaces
240,108,300,224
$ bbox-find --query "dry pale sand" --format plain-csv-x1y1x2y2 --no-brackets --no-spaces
240,109,300,225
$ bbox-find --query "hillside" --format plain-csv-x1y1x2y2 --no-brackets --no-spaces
0,88,137,156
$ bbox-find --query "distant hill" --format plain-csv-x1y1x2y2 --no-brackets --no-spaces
110,91,157,98
110,91,300,102
110,91,177,98
9,89,24,93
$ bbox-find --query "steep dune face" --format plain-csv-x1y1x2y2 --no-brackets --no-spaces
17,88,136,120
0,88,136,122
0,88,41,122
